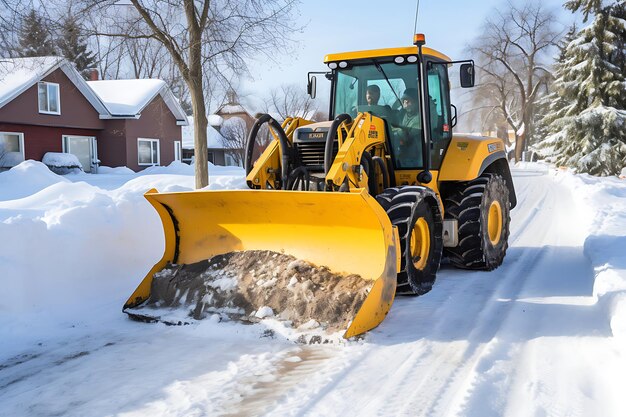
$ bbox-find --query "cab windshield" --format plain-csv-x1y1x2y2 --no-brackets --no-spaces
332,61,451,169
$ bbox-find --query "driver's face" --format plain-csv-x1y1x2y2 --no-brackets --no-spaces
403,97,417,114
366,89,380,105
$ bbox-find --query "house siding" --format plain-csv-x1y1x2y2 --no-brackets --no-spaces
0,63,185,172
124,95,181,171
97,119,127,168
0,68,105,129
0,122,100,161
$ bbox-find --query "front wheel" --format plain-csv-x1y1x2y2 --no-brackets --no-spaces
376,186,443,295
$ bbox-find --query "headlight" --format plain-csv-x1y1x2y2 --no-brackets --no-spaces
394,56,405,64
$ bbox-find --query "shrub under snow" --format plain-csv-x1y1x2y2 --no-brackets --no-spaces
43,152,83,175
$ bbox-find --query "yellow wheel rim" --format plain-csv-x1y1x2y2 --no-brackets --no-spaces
487,200,502,245
410,217,430,270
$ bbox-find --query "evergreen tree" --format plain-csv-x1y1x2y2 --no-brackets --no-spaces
535,24,579,160
57,16,97,78
539,0,626,176
17,9,56,57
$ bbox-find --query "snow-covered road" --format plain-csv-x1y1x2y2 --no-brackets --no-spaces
1,163,626,416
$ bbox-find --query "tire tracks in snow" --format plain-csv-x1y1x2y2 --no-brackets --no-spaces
0,338,117,392
290,170,564,417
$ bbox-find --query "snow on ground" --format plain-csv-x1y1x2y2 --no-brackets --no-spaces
1,160,626,416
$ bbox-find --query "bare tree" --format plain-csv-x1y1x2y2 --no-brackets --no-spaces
220,117,247,166
75,0,300,188
470,1,560,161
267,83,318,121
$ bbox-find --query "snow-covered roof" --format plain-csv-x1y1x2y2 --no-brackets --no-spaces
182,116,227,149
208,114,224,127
215,103,252,116
0,56,188,125
87,79,188,124
0,56,108,114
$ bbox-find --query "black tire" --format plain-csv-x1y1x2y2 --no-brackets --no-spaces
376,186,444,295
443,173,510,270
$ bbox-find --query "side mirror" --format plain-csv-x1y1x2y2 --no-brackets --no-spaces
307,75,317,99
460,63,475,88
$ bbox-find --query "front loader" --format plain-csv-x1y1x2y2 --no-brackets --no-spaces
124,34,516,338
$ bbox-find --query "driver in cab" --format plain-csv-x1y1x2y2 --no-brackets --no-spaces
362,84,393,121
391,88,422,167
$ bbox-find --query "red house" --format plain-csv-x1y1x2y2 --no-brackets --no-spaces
0,56,188,172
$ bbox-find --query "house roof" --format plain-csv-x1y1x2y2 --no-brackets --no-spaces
0,56,188,125
0,56,108,114
215,103,254,117
182,116,227,149
87,79,188,125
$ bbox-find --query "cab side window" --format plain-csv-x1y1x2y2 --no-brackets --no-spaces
427,63,451,168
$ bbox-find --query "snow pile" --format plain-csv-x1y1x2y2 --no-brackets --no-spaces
0,160,70,200
128,250,372,339
140,160,195,176
42,152,82,174
0,160,247,339
556,171,626,338
97,166,134,175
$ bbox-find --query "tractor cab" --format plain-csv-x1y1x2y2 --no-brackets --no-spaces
309,44,474,174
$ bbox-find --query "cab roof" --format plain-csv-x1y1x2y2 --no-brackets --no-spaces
324,46,451,64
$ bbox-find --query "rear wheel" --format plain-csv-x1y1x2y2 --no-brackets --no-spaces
376,186,443,295
443,173,510,270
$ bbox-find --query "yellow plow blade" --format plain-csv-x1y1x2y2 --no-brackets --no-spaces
124,189,399,338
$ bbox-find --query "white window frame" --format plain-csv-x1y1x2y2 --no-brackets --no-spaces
138,138,160,166
0,131,25,167
38,82,61,115
174,141,182,162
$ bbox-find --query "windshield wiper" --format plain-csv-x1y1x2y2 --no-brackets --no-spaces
374,61,402,104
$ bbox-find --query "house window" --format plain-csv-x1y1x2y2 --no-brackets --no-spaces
174,141,182,161
207,151,215,164
0,132,25,168
225,153,236,166
138,138,160,166
38,82,60,115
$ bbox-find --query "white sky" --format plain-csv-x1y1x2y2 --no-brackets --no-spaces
240,0,575,115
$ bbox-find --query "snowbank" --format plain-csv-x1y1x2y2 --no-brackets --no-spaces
555,170,626,338
97,166,134,175
0,160,247,348
0,160,70,200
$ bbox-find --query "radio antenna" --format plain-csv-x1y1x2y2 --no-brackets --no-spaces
413,0,421,34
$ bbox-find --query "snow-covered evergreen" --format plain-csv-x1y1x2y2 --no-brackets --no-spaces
535,24,579,159
17,9,56,57
538,0,626,176
57,16,97,79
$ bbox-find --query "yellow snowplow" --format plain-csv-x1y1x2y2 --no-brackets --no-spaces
124,34,516,338
124,189,399,338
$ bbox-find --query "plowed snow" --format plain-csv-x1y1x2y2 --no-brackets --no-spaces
135,250,372,333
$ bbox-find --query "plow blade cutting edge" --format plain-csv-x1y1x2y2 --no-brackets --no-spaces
123,189,399,338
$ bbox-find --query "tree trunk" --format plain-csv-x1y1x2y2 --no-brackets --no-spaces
514,116,529,162
185,0,208,189
191,87,209,188
514,132,525,162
